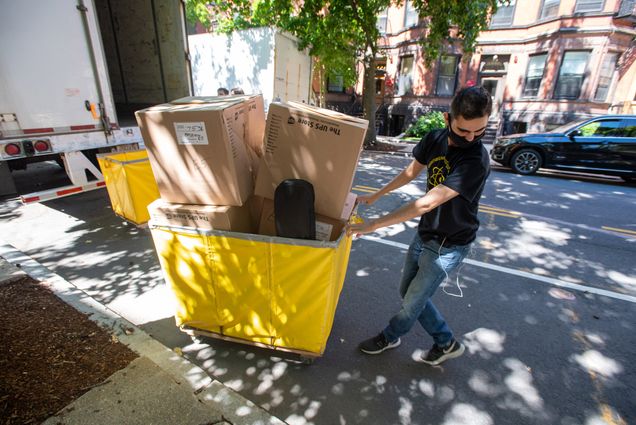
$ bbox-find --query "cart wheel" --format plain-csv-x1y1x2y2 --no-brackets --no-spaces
189,334,204,344
299,356,315,365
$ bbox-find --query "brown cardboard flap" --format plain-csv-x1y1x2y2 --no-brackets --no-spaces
285,101,369,128
148,199,253,233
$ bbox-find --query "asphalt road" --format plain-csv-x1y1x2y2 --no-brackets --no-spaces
1,153,634,425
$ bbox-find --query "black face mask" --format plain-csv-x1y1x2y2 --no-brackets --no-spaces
448,115,485,149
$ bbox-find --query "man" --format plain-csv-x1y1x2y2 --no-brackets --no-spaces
217,87,229,96
346,86,491,366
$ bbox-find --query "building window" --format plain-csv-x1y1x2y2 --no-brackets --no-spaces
594,53,618,102
479,55,510,74
375,61,387,95
436,55,459,96
377,8,388,34
574,0,604,13
554,51,590,99
490,0,516,28
523,54,548,98
539,0,560,19
618,0,636,17
397,55,414,96
404,1,419,28
327,75,344,93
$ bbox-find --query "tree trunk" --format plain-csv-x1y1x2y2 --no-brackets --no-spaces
320,64,327,108
363,55,376,147
312,61,327,108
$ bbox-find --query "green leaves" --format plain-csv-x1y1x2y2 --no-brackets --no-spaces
184,0,501,142
405,111,446,138
415,0,499,65
185,0,501,76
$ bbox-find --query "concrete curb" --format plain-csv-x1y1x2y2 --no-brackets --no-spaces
0,240,286,425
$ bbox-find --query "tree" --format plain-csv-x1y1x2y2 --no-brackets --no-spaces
186,0,501,146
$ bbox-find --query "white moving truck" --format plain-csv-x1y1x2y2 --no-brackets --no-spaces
188,27,312,110
1,1,311,202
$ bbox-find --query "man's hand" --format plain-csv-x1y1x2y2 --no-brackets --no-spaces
356,193,380,206
346,220,377,237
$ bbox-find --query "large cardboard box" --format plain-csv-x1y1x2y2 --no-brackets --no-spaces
172,95,266,174
148,198,253,233
254,101,368,218
258,198,344,242
135,98,252,206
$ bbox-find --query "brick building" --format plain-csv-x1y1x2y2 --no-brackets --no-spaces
325,0,636,141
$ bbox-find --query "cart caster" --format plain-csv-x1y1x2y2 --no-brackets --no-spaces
189,334,205,344
299,356,315,365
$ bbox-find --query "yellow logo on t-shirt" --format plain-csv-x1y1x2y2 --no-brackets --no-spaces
427,155,450,188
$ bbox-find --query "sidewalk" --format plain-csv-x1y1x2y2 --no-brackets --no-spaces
373,135,415,154
0,243,286,425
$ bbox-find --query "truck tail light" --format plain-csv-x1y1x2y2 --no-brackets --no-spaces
34,140,50,152
5,143,21,156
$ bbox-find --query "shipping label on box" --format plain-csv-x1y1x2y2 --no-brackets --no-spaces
174,122,209,145
315,221,334,242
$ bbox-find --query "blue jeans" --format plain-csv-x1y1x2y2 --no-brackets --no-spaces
383,234,471,347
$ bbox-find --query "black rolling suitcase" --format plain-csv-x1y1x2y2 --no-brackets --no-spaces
274,179,316,240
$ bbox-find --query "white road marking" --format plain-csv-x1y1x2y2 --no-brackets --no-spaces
358,235,636,304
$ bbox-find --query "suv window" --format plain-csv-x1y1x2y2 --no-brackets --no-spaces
620,119,636,138
578,120,623,137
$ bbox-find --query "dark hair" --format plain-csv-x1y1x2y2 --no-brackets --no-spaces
217,87,229,95
450,86,492,120
230,87,244,95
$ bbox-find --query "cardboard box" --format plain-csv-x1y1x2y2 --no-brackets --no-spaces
171,95,265,183
172,95,266,173
148,198,253,233
258,198,345,242
249,195,265,228
135,98,252,206
254,158,357,221
254,101,368,218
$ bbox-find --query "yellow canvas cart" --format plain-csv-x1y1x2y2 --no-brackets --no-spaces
149,224,352,361
97,150,160,225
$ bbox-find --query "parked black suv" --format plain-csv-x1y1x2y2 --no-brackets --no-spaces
490,115,636,181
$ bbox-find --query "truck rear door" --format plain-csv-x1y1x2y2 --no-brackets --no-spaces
0,0,115,138
273,32,312,104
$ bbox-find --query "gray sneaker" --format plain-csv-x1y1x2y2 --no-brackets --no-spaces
359,333,401,354
418,339,465,365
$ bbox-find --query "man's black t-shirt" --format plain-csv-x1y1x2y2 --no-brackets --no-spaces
412,128,490,246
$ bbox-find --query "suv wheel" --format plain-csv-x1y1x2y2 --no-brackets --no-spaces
510,148,542,175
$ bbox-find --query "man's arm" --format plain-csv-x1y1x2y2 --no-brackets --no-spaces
347,184,460,235
358,159,426,205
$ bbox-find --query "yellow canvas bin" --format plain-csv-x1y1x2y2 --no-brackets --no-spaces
97,150,160,225
149,225,352,357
